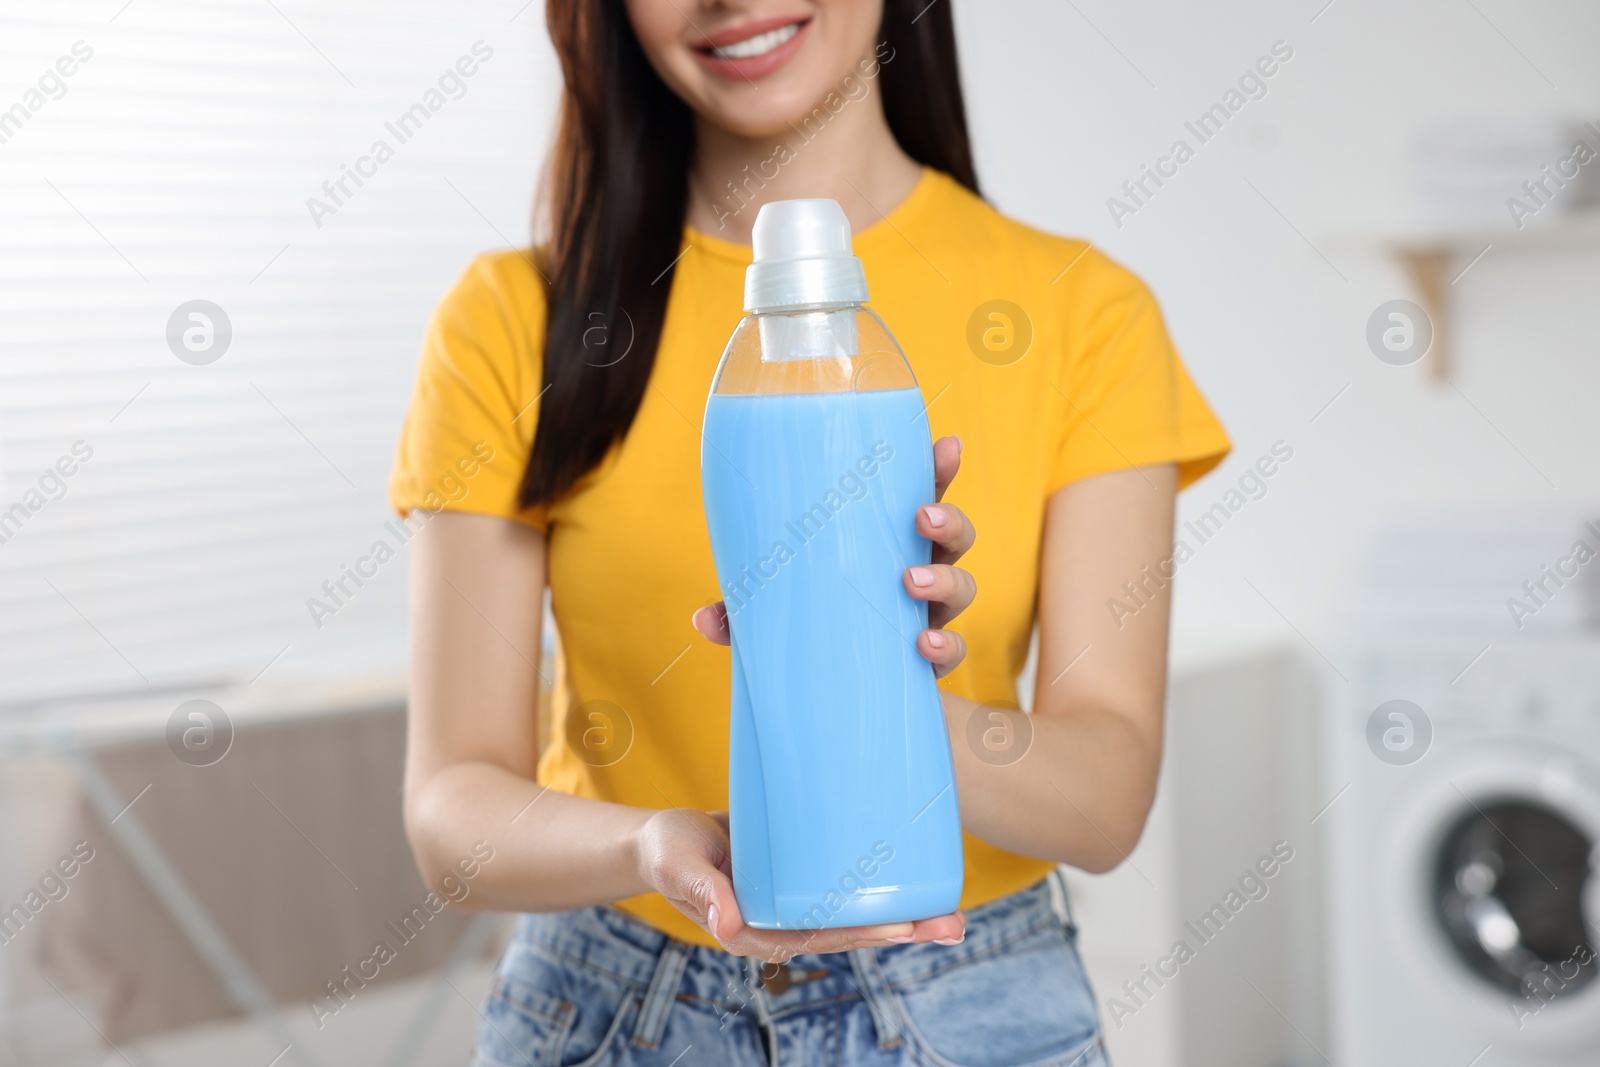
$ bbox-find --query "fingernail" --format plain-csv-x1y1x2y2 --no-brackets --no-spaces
934,936,963,946
909,566,936,588
925,631,946,649
886,935,915,944
954,436,963,454
707,904,720,939
922,505,947,528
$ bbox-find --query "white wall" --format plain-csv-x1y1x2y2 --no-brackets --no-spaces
953,0,1600,663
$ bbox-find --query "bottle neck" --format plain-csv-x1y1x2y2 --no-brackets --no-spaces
751,300,864,317
756,305,863,362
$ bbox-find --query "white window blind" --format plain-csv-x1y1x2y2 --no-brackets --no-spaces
0,0,554,711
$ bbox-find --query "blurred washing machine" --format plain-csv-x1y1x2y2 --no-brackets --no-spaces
1325,516,1600,1066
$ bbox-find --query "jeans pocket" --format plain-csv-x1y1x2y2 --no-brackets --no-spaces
472,975,576,1067
885,926,1103,1067
473,953,641,1067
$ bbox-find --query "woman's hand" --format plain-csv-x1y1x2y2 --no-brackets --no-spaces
635,807,965,963
692,434,977,677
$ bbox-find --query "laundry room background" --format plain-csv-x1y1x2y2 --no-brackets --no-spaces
2,1,1598,1066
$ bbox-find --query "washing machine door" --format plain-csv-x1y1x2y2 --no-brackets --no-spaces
1432,799,1597,998
1382,739,1600,1047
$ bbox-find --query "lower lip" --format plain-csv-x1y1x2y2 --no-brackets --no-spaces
693,21,811,81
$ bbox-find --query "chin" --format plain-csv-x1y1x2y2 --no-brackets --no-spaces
689,80,843,140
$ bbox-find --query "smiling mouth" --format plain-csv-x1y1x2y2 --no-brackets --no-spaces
704,21,806,60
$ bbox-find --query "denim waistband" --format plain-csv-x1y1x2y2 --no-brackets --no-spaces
503,870,1073,1027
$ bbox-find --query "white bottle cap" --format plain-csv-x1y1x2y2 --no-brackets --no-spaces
744,198,869,312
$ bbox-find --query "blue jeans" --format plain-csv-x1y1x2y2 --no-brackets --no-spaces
471,870,1108,1067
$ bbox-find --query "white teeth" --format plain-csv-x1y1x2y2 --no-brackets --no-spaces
711,23,800,60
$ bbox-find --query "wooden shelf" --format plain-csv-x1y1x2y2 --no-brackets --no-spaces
1383,211,1600,379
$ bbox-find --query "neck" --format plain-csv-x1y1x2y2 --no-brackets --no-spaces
684,84,922,244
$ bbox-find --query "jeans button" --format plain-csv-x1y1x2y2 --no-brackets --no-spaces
759,962,792,994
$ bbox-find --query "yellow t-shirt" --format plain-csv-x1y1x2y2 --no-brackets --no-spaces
390,168,1230,947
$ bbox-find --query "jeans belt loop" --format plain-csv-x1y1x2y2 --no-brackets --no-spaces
846,948,905,1050
631,938,691,1050
1047,865,1076,931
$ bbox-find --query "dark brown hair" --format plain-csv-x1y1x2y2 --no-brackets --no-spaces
521,0,979,506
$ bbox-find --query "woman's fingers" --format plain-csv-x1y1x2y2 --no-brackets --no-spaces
714,904,967,963
915,502,975,565
916,627,968,678
705,880,893,961
903,563,977,631
651,810,968,962
905,559,975,671
932,435,962,502
916,911,967,944
918,440,975,672
691,602,730,646
720,920,913,963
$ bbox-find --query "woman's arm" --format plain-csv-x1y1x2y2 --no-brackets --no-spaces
943,464,1177,872
403,509,965,958
403,510,653,912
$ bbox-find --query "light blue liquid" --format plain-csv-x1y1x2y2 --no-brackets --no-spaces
702,387,964,929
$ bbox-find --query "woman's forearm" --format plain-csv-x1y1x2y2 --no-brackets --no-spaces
943,693,1160,873
405,760,654,913
409,699,1153,914
959,467,1176,873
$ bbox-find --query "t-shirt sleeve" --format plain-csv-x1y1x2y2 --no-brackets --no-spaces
388,253,551,529
1048,247,1230,493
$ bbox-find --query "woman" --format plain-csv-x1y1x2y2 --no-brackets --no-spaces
391,1,1229,1063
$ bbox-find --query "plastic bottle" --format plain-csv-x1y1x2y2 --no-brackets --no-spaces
701,198,964,930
